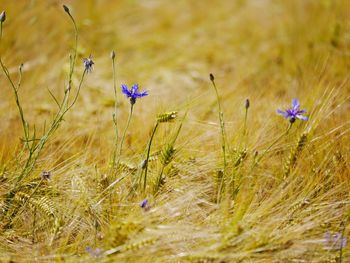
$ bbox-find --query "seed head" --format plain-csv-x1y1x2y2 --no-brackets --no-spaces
111,50,116,59
245,98,250,109
63,5,70,14
0,11,6,23
157,111,178,123
209,73,215,82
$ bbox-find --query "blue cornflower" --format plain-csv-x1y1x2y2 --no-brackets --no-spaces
83,57,94,73
140,198,151,211
277,98,308,123
324,231,347,250
86,246,102,257
121,84,148,105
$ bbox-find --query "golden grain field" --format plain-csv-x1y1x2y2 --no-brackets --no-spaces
0,0,349,262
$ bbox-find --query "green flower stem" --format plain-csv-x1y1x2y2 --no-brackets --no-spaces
210,76,227,202
143,121,159,191
110,53,119,171
243,104,249,147
117,103,134,165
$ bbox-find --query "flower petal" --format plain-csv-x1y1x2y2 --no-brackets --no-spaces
324,231,331,241
136,90,148,98
277,109,289,118
292,98,300,109
131,84,139,94
296,114,308,121
140,199,148,208
342,237,347,248
121,84,131,97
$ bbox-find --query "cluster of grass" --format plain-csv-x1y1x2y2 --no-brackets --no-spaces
0,0,349,262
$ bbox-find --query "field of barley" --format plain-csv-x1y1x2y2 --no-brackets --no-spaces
0,0,349,262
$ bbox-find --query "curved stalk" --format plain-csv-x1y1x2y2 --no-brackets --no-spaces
143,121,159,191
117,104,134,165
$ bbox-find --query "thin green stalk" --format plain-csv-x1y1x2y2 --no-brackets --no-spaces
171,110,187,145
65,69,87,111
0,60,29,149
243,99,249,148
210,74,227,202
210,76,227,170
243,108,248,136
111,51,119,170
112,52,118,134
32,207,37,244
0,21,4,57
118,104,134,164
237,99,250,154
15,69,87,185
143,121,159,191
154,111,187,194
154,165,165,195
63,6,78,92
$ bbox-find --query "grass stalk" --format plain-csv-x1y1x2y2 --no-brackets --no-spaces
110,51,119,171
209,74,227,203
143,121,159,191
117,103,134,166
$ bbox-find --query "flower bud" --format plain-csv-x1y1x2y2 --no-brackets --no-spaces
63,5,70,14
209,73,214,82
245,99,250,109
111,50,116,59
0,11,6,23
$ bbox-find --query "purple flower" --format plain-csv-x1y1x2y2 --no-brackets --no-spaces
277,98,308,123
140,198,151,211
121,84,148,105
86,246,102,257
324,231,347,250
83,57,94,73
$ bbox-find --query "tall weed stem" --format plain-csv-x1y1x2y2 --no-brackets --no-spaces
143,122,159,191
117,104,134,166
210,74,227,202
110,51,119,171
